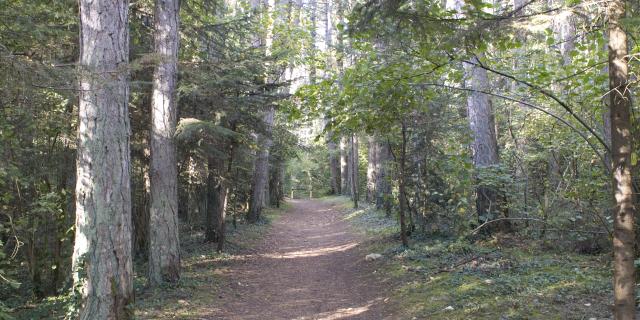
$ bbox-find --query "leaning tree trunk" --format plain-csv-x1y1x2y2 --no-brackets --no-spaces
465,56,503,228
149,0,181,287
72,0,133,318
247,107,275,223
608,1,636,318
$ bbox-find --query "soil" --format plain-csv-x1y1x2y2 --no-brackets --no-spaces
209,199,396,320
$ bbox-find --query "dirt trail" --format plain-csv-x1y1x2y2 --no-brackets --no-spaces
210,199,395,320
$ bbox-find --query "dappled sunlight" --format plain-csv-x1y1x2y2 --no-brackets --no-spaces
262,242,359,259
296,301,375,320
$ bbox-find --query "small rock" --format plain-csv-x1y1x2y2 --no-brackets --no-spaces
584,303,591,307
484,279,494,284
365,253,383,261
444,306,454,311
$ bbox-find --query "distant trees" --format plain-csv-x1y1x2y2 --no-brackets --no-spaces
72,0,133,318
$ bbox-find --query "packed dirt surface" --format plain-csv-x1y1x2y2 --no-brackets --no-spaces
210,199,396,319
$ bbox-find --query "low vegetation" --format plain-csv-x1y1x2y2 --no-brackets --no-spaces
330,196,612,319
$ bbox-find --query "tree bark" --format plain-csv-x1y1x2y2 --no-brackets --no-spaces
350,134,359,208
149,0,181,287
72,0,133,318
608,1,636,318
398,122,409,247
327,131,341,195
247,107,275,223
340,137,350,195
205,157,221,242
464,56,502,227
366,136,377,202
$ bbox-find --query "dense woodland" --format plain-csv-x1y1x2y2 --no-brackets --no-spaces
0,0,639,318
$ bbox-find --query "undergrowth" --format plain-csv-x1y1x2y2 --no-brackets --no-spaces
8,204,287,320
329,195,612,320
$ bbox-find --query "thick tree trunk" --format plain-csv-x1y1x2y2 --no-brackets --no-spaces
72,0,133,318
247,107,275,223
464,56,502,227
608,1,636,318
149,0,181,287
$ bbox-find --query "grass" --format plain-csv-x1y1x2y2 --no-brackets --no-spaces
8,204,287,320
329,195,613,320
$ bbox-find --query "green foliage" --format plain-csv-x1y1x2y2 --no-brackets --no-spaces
344,202,612,319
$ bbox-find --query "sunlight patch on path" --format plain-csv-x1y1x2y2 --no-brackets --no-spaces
261,242,359,259
294,301,375,320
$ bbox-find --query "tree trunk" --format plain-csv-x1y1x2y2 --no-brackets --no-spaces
398,122,409,247
376,140,392,215
464,56,503,228
608,1,636,318
72,0,133,318
149,0,181,287
216,183,229,252
340,137,350,195
350,134,359,208
205,157,221,242
269,160,284,206
327,135,341,194
247,107,275,223
366,136,377,202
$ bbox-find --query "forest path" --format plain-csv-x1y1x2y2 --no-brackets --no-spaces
210,198,394,319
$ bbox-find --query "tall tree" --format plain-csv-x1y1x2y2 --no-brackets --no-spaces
375,139,392,215
149,0,181,286
327,131,341,194
465,56,503,227
340,137,350,195
72,0,133,318
366,136,377,202
247,0,277,223
350,134,359,208
607,0,636,317
324,0,341,195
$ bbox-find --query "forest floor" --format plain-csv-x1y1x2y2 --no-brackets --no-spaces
136,197,397,319
11,196,614,319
